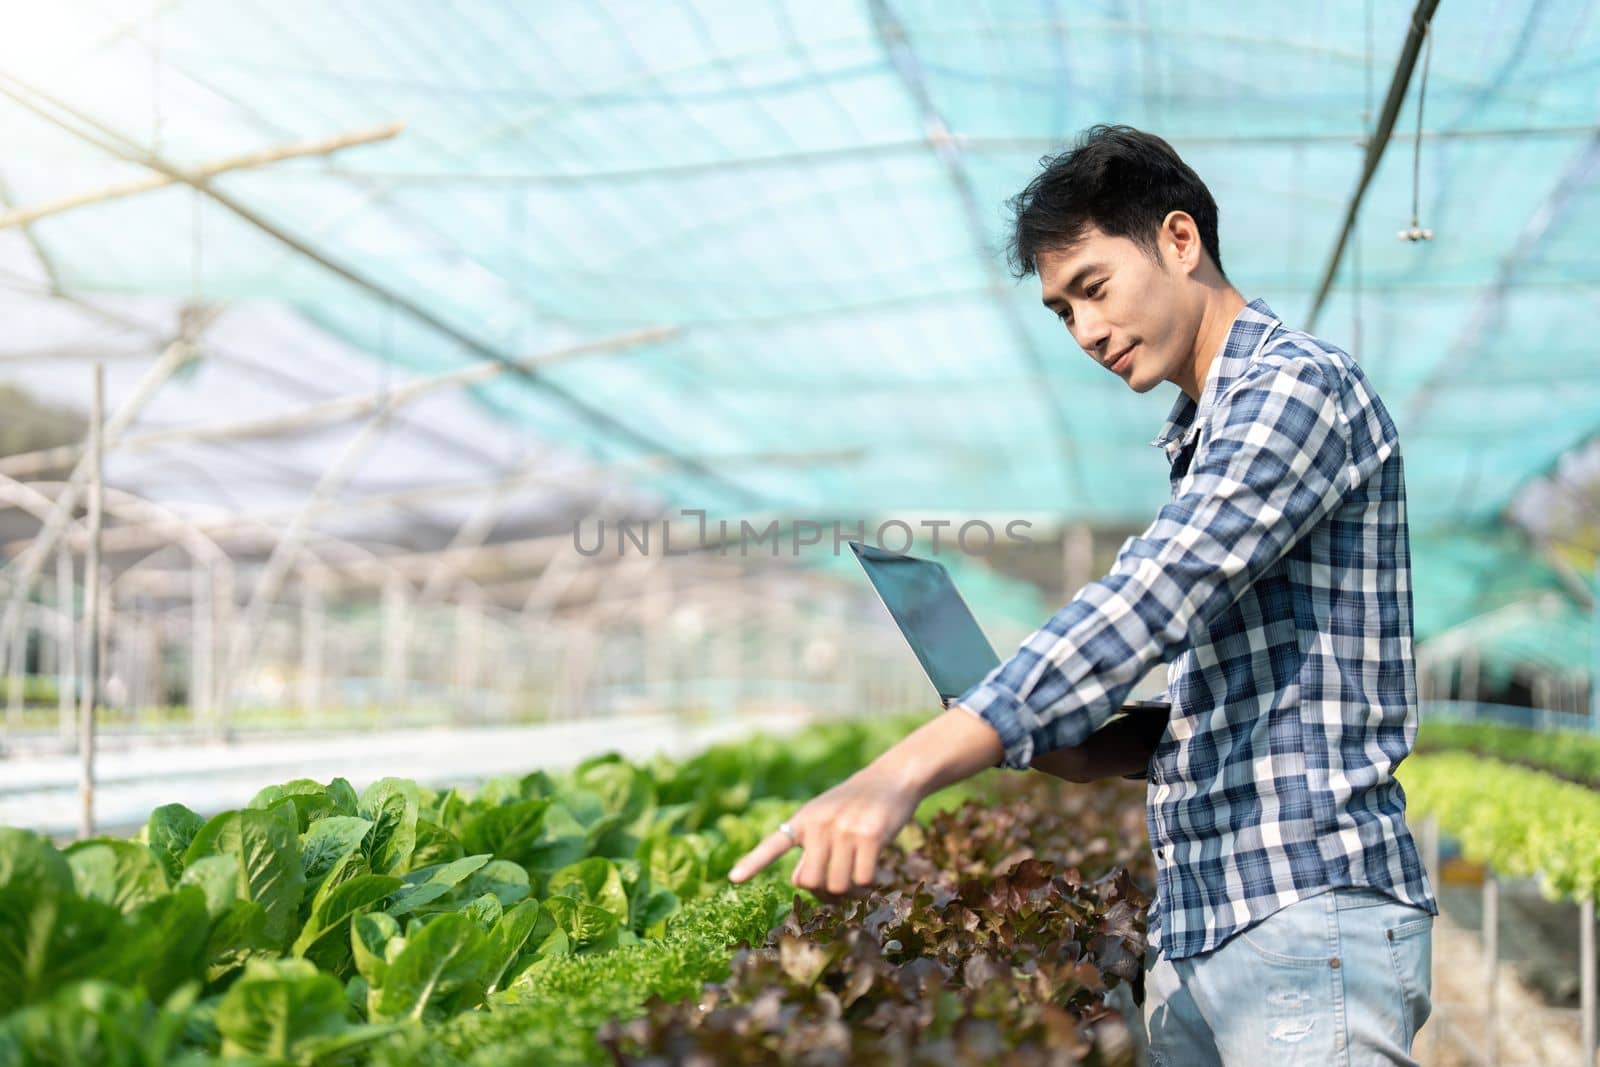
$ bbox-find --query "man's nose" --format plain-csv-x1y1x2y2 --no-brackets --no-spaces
1072,312,1111,355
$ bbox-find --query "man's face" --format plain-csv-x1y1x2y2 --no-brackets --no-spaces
1036,222,1200,394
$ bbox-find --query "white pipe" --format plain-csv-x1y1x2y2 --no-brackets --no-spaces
78,365,104,840
0,122,405,230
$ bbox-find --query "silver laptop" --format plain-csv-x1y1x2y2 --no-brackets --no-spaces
847,540,1170,720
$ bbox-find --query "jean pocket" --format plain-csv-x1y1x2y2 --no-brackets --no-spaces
1384,914,1432,1045
1237,896,1337,968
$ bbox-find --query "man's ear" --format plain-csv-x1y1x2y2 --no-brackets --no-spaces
1161,210,1202,275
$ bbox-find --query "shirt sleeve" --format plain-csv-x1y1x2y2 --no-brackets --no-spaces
956,358,1351,770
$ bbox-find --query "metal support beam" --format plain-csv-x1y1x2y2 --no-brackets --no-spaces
0,326,667,480
0,338,200,679
1306,0,1443,330
8,446,847,563
78,365,104,838
866,0,1084,504
223,413,393,703
0,71,761,508
55,547,74,741
0,271,529,478
0,121,404,230
389,452,559,658
0,170,64,292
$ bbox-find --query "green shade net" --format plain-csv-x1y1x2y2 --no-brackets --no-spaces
1,1,1597,639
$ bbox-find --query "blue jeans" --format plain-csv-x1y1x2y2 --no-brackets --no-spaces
1141,887,1433,1065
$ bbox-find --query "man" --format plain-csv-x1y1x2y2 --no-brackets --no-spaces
729,124,1437,1065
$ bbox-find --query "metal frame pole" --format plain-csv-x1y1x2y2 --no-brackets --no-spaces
0,338,199,673
300,574,324,718
1483,867,1499,1066
0,122,404,230
77,364,103,839
0,74,760,506
1582,895,1596,1066
56,546,75,741
1306,0,1443,330
190,563,212,729
5,598,25,728
380,576,408,710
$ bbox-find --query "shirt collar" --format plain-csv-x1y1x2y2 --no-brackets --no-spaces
1149,297,1282,457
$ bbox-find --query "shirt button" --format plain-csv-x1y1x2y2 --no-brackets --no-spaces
1157,848,1167,860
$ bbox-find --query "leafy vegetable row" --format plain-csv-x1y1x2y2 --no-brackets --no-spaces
0,716,1160,1065
1399,751,1600,901
604,773,1154,1066
0,719,920,1065
1416,719,1600,790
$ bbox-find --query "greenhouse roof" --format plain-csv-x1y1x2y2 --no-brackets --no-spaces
0,0,1597,630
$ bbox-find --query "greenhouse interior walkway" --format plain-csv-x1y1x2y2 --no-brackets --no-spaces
0,709,810,837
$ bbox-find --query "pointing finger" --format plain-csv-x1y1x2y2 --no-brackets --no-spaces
727,829,799,883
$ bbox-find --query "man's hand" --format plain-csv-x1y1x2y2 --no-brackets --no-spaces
727,763,921,893
1029,712,1164,782
726,706,1005,891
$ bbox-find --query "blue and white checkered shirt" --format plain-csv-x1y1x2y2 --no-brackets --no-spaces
958,297,1437,959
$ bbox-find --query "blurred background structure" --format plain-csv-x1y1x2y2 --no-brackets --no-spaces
0,0,1596,796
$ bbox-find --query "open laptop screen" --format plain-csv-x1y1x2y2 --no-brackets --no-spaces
848,540,1172,725
847,541,1001,704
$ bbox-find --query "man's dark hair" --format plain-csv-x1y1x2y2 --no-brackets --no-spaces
1005,124,1226,281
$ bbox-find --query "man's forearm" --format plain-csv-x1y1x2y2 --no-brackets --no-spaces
1029,715,1161,783
868,706,1005,798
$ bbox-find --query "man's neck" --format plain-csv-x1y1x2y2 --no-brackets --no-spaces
1177,289,1248,401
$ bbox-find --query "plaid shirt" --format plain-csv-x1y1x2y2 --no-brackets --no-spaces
958,297,1437,959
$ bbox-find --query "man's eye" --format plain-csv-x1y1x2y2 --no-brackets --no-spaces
1086,281,1104,298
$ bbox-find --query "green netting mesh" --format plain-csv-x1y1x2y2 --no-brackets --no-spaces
1,1,1597,647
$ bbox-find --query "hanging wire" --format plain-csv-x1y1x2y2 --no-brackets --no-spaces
1399,21,1435,241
